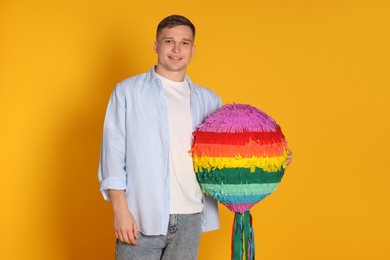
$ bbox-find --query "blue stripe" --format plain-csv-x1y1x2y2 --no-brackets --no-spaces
218,193,271,204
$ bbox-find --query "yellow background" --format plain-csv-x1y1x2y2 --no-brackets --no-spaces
1,0,389,259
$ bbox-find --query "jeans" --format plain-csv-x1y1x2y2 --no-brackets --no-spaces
116,213,202,260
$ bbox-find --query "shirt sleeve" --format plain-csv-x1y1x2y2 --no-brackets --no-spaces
98,85,127,200
216,94,222,109
211,89,223,111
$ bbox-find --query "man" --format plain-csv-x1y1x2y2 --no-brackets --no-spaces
98,15,221,259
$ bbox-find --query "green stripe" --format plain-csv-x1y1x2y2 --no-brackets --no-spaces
196,167,284,185
244,211,250,260
200,183,278,196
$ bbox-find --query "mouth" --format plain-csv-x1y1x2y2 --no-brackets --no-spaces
169,56,183,61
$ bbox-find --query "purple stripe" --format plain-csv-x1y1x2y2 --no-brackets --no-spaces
197,104,280,133
224,202,257,213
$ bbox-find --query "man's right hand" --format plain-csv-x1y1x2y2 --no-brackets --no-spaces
108,190,139,245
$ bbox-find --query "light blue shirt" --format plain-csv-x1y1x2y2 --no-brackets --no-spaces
98,67,222,235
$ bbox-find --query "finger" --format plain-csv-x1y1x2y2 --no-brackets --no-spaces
127,229,137,245
121,230,132,244
117,231,125,243
286,157,292,167
133,222,139,240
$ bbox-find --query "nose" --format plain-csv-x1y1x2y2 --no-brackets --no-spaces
172,43,180,53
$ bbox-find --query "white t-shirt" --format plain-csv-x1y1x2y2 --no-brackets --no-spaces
158,74,204,214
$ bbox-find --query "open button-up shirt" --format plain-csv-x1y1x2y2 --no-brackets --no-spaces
98,67,222,235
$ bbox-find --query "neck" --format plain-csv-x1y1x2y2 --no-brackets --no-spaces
155,65,186,82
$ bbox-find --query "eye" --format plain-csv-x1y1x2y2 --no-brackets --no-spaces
164,40,172,44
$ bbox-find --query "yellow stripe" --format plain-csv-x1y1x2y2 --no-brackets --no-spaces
193,154,288,173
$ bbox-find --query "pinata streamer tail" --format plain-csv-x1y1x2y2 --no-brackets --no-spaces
232,211,255,260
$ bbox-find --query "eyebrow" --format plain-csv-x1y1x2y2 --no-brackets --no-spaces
161,36,193,43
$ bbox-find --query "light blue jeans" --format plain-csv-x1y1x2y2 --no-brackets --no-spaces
116,213,202,260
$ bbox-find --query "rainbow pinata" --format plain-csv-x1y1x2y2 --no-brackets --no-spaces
192,103,289,260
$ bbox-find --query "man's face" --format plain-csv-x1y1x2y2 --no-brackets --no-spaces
153,25,195,77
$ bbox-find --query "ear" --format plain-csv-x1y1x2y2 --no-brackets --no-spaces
191,44,196,58
153,42,158,54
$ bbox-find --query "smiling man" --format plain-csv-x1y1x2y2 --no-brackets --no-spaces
98,15,222,260
153,23,195,81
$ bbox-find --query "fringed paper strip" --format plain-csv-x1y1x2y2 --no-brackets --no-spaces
193,154,288,173
192,141,287,158
193,130,285,144
196,168,285,184
192,103,289,260
232,211,255,260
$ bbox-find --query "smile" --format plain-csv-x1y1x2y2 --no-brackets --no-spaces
169,56,182,60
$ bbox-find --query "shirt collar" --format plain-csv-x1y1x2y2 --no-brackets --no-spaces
148,66,194,88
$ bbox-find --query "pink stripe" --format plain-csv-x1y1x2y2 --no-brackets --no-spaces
197,104,279,133
225,202,256,213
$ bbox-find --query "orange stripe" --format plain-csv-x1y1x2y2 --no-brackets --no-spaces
192,139,287,157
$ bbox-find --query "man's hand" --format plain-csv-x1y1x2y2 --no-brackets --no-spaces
113,207,138,244
285,139,293,168
286,147,293,168
108,190,139,245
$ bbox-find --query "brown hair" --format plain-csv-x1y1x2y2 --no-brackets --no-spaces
156,15,196,39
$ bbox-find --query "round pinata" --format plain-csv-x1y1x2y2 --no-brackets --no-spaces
192,103,289,260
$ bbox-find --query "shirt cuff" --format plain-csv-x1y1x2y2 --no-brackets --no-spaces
100,176,127,200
